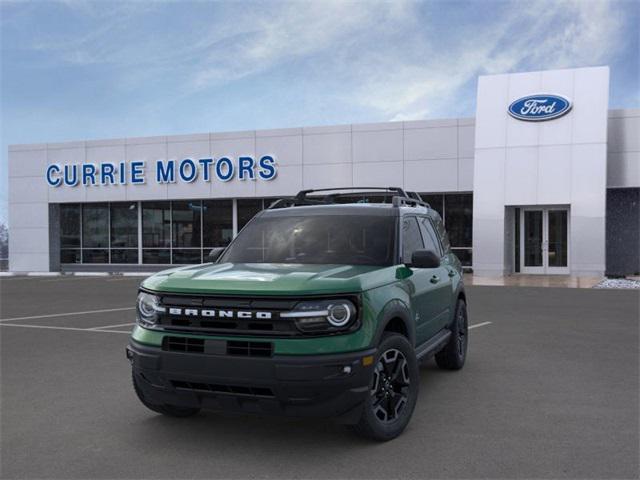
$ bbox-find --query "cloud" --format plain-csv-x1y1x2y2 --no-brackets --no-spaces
3,0,632,122
189,1,415,91
349,0,626,121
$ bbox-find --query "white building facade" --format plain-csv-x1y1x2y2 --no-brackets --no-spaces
8,66,640,276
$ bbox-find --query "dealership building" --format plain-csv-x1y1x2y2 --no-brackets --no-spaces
7,66,640,277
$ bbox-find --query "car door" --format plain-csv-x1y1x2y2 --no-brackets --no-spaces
400,216,442,345
418,216,454,337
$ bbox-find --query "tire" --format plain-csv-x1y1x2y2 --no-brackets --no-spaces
132,371,200,418
351,333,420,441
435,299,468,370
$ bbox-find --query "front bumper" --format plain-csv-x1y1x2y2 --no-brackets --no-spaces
127,340,376,423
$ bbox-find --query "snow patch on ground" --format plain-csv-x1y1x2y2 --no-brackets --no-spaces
593,278,640,289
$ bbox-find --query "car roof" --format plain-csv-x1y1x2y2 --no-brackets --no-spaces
259,202,434,218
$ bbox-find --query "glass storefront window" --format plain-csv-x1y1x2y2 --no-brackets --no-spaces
82,249,109,263
420,194,444,218
203,200,233,247
444,194,473,248
420,192,472,267
60,249,81,264
142,202,171,248
111,249,138,264
237,199,264,231
142,249,170,264
172,201,202,248
172,249,202,264
452,248,472,267
60,204,81,248
57,194,474,268
82,204,109,248
111,203,138,248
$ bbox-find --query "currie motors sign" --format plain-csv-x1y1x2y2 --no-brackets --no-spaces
508,94,572,121
46,155,277,187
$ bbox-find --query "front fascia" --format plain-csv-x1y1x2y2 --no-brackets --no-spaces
131,278,410,355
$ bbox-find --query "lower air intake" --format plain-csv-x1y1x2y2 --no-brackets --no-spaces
171,380,274,398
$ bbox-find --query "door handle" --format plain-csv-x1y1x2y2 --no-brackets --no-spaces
448,269,456,277
430,275,440,284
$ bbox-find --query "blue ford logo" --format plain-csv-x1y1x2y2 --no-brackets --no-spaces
508,94,572,121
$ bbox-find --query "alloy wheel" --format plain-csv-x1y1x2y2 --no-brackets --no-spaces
370,348,411,423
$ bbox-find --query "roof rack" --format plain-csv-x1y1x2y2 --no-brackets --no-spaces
267,187,431,210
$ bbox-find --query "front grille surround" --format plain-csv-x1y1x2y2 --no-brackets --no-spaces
142,289,362,338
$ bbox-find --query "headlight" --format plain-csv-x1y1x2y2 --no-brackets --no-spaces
136,292,164,327
281,299,357,333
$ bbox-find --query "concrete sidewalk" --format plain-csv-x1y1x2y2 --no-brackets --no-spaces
465,273,602,288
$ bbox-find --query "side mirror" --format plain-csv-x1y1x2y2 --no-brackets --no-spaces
207,247,225,263
409,249,440,269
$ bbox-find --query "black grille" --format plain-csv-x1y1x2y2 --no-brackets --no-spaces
162,336,204,353
171,380,274,398
227,340,273,357
154,293,360,337
162,336,272,357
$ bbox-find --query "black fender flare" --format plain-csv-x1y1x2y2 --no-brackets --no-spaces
371,299,416,348
448,284,467,328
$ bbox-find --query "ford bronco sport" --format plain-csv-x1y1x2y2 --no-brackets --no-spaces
127,187,468,441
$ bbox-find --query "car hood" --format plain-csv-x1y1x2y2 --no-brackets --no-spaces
141,262,399,296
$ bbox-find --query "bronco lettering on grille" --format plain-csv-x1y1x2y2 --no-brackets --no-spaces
168,308,273,320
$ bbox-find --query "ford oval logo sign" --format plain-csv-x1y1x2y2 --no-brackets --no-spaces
508,94,572,121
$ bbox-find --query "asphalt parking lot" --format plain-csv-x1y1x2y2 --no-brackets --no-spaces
1,276,638,479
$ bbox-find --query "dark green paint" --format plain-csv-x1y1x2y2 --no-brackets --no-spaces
132,208,464,356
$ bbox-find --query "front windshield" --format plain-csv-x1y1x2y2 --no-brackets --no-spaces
220,215,396,266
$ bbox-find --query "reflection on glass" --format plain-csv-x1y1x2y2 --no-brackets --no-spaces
172,201,202,248
444,194,473,248
452,248,472,266
419,193,444,218
548,210,568,267
82,204,109,248
142,202,171,248
524,210,543,267
82,249,109,263
111,249,138,264
221,215,396,265
237,199,264,231
203,200,233,247
172,249,202,264
60,204,81,248
111,203,138,248
60,249,81,263
143,249,170,264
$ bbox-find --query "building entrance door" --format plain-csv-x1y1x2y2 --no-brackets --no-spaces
519,208,569,274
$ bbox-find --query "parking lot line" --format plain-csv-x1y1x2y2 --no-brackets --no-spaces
89,322,136,330
1,320,492,335
469,321,492,329
41,276,111,283
0,323,131,334
0,307,135,323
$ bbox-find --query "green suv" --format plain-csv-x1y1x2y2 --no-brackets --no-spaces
127,187,468,440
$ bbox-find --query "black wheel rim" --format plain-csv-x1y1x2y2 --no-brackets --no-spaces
370,348,410,423
457,306,468,358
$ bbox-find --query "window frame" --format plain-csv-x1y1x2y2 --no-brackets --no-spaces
400,215,426,264
418,216,444,257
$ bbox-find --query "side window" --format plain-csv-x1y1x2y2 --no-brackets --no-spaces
432,215,451,252
402,217,424,263
419,217,442,256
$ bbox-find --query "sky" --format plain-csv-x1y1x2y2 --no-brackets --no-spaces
1,0,638,225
